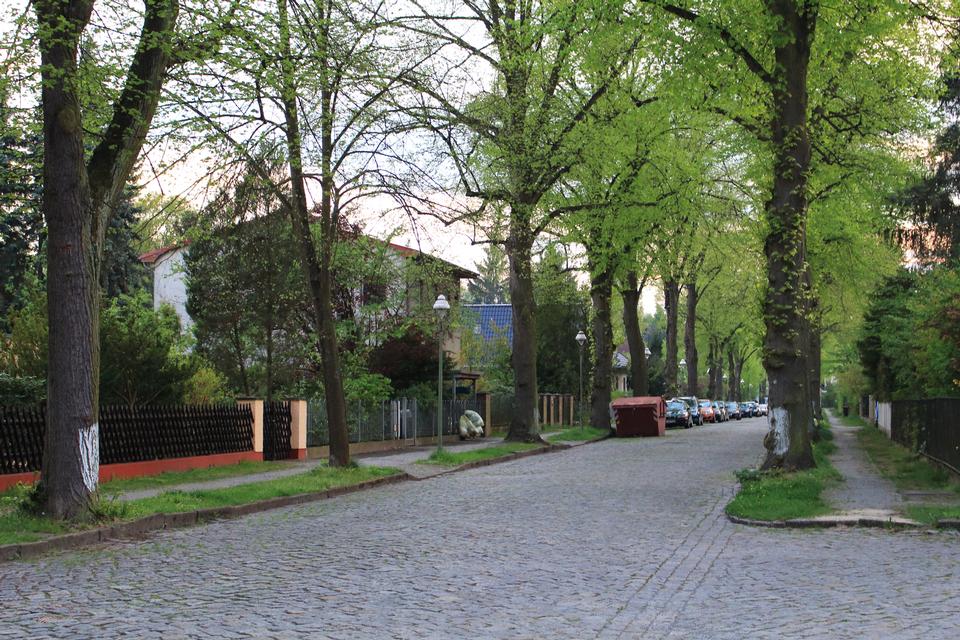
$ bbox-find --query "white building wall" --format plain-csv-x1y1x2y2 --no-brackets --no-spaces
877,401,892,437
152,247,192,332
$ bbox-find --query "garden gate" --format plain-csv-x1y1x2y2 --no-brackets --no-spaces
263,401,293,460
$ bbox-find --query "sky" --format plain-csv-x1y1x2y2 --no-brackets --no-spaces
1,0,662,315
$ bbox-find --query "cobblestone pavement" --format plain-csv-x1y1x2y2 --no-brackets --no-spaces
2,418,958,639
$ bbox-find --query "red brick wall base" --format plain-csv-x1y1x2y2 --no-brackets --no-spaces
0,450,264,492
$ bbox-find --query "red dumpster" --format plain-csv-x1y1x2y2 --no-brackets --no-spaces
610,397,666,437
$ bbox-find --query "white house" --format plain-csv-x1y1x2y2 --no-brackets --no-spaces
139,238,477,359
139,242,192,331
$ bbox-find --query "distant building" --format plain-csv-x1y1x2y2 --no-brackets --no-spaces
462,304,513,342
139,238,477,360
613,350,629,392
139,242,192,331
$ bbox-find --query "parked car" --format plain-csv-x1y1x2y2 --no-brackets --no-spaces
739,402,753,418
746,401,759,416
756,402,768,416
726,401,742,420
712,401,728,422
665,400,693,429
698,400,717,423
676,396,702,425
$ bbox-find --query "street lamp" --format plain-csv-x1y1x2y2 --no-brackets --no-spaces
679,358,687,389
576,330,587,429
644,347,651,358
433,294,450,454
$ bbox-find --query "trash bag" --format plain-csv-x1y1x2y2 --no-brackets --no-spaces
464,409,484,438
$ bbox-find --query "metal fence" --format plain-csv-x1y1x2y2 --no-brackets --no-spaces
489,393,576,431
306,396,485,447
0,403,254,475
891,399,960,472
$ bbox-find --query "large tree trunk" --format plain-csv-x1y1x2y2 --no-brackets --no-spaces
713,342,725,400
760,1,817,470
590,266,614,430
40,30,99,518
706,341,717,398
727,349,736,401
664,280,680,397
36,0,178,518
684,282,698,396
277,0,350,465
505,219,540,441
810,320,822,418
621,271,648,396
806,305,822,440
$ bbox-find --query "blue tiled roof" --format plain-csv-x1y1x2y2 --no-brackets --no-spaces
462,304,513,343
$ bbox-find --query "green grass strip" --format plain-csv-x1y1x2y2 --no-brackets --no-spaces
100,459,299,494
0,465,399,546
545,426,609,442
725,439,842,522
904,505,960,524
123,465,400,516
419,442,541,467
854,419,959,493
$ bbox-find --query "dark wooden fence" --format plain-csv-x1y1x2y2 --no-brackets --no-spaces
263,401,292,461
891,399,960,472
0,404,254,475
0,407,44,475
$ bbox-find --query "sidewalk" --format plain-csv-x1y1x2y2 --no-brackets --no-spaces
823,411,903,518
356,437,505,479
117,437,506,500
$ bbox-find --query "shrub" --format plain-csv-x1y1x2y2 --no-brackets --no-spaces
0,372,44,406
182,365,231,405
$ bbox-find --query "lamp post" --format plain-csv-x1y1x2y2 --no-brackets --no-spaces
433,294,450,454
679,358,687,392
576,330,587,429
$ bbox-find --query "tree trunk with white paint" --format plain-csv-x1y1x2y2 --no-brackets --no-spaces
621,272,648,396
35,0,179,518
760,0,816,470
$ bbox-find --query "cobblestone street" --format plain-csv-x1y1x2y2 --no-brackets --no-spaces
1,418,957,639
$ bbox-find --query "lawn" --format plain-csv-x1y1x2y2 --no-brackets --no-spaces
904,504,960,524
726,436,842,522
0,486,68,545
545,426,609,442
420,442,542,466
849,415,960,525
99,459,299,494
0,465,400,547
852,416,959,493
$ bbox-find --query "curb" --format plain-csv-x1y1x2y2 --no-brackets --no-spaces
0,473,412,563
411,442,574,480
725,513,960,530
448,441,572,472
1,435,610,563
414,430,612,479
